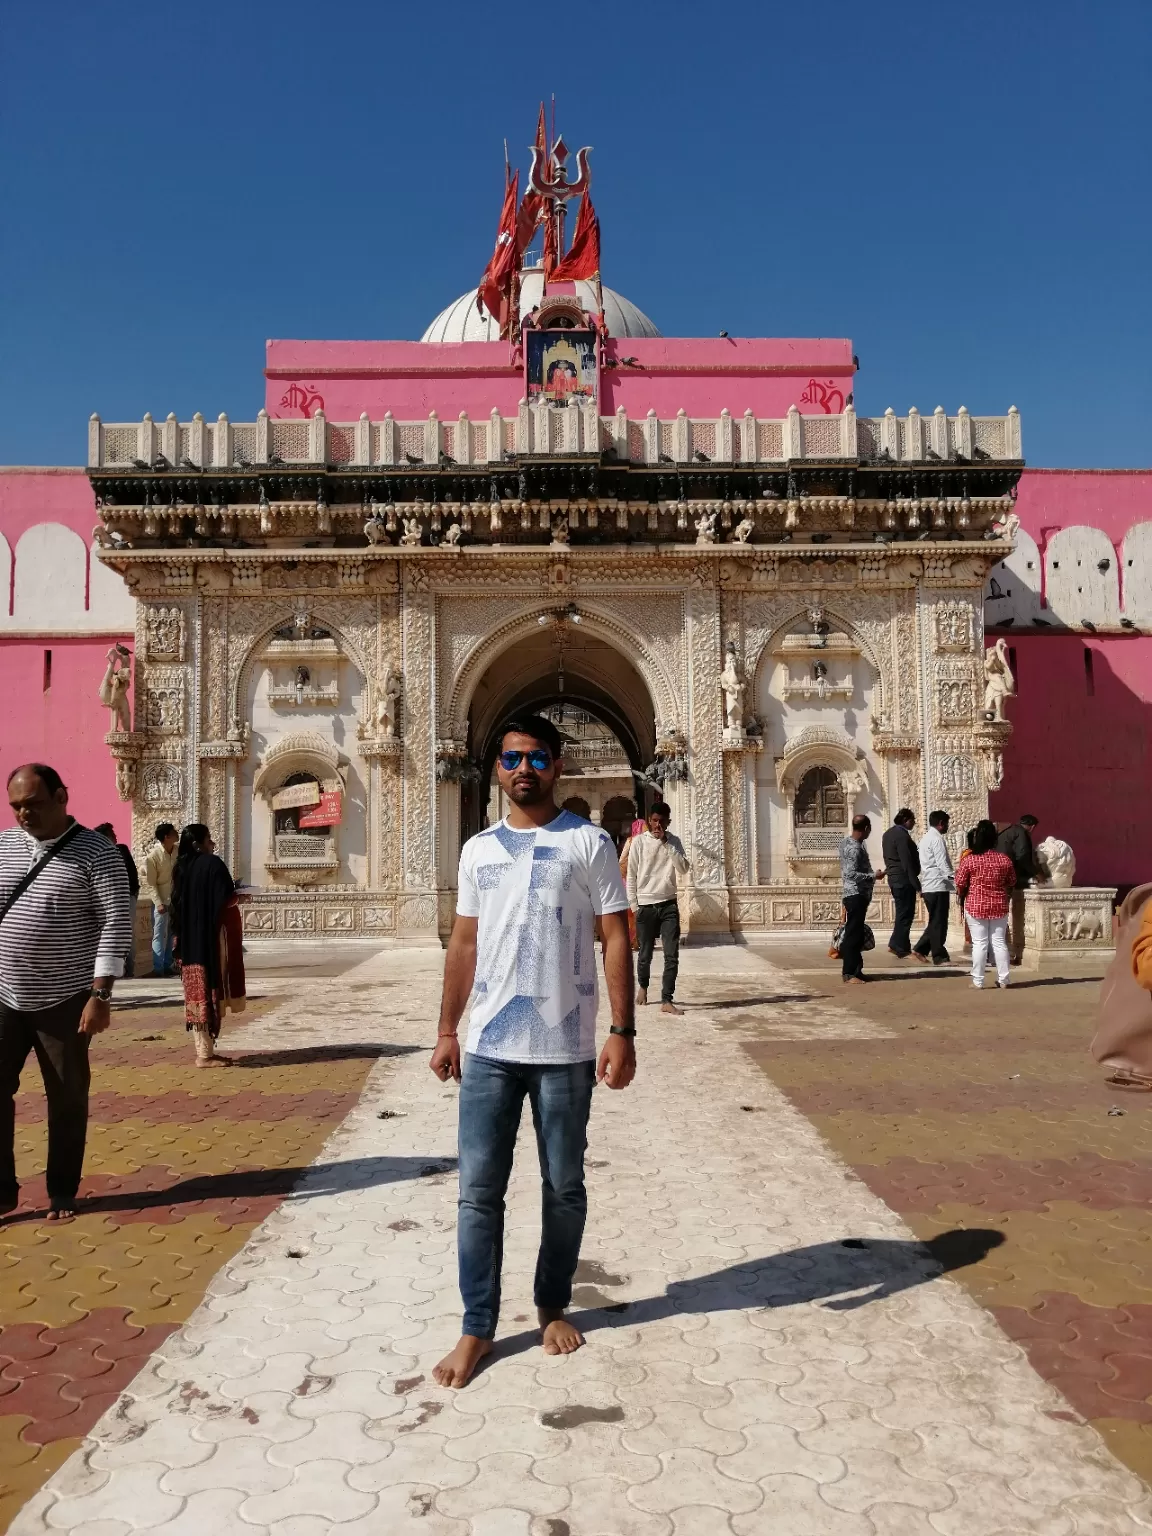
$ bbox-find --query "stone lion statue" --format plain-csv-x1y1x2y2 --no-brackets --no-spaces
1035,837,1076,889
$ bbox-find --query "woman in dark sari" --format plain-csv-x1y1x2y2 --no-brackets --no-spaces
170,824,246,1067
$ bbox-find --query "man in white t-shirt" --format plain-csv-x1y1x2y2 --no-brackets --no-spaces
431,714,636,1388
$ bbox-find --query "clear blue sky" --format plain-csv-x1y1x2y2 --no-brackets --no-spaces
2,1,1148,467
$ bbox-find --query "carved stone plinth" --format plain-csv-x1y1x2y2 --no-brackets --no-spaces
1021,886,1115,970
721,730,762,752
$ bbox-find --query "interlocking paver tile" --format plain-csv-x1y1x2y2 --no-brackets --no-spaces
9,946,1152,1534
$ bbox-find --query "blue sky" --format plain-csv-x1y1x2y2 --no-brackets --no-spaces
2,1,1148,467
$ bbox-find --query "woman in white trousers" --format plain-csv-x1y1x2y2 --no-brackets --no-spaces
955,820,1017,991
967,914,1012,988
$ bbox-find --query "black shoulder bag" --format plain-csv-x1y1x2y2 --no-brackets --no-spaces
0,823,84,926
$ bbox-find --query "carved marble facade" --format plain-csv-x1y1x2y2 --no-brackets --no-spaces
98,535,1011,941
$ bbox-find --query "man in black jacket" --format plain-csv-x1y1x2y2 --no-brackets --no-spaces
997,814,1039,964
882,808,920,959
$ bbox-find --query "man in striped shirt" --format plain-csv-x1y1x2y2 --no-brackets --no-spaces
0,764,132,1221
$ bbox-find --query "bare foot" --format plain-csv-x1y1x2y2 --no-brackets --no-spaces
660,1001,684,1015
195,1055,233,1069
432,1335,491,1388
47,1204,76,1221
635,987,647,1006
539,1308,584,1356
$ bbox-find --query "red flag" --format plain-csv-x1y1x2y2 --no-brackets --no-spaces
549,191,601,282
477,169,519,326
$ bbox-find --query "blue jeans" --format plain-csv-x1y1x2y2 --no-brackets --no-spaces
457,1053,595,1340
151,904,174,976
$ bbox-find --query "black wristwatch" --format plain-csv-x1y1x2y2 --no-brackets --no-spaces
89,986,113,1002
609,1025,637,1038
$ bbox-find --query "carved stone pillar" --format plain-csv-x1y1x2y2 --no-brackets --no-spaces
399,564,437,936
684,572,730,935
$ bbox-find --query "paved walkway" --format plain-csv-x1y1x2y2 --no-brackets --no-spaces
10,945,1152,1534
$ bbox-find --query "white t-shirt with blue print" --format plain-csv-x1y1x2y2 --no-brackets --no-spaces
456,810,629,1065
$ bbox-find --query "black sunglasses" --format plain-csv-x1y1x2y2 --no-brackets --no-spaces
498,748,553,772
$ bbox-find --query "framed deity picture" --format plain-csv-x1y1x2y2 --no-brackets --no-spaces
525,329,598,409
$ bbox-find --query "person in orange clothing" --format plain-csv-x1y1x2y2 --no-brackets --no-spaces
1133,896,1152,992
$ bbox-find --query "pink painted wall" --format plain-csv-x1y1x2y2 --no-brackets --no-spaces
0,637,129,834
990,632,1152,888
264,336,855,423
0,471,129,835
0,467,96,541
1015,469,1152,547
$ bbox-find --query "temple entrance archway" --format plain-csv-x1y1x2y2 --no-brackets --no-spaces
458,620,660,856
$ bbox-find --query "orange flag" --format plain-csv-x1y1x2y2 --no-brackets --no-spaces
549,190,601,282
477,169,519,325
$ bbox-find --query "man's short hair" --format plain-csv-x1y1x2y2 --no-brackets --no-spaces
894,807,915,827
94,822,116,839
1020,814,1039,828
498,714,563,761
649,802,671,821
851,814,871,834
155,822,177,843
928,809,950,830
7,763,65,796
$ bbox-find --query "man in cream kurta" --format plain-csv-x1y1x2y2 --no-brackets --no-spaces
626,801,690,1016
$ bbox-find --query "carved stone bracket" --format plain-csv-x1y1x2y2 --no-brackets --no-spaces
104,731,147,801
721,732,763,753
359,738,404,760
973,718,1013,793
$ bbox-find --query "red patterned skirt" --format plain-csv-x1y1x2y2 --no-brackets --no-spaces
183,900,246,1037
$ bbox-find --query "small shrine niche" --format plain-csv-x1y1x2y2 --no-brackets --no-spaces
252,733,348,886
263,609,340,709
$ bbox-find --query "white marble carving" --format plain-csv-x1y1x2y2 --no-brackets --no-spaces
99,645,132,733
720,643,746,733
982,637,1014,722
1036,836,1076,889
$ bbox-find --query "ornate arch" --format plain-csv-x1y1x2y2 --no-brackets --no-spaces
774,726,867,799
230,605,371,732
252,730,348,798
444,601,679,742
748,603,888,719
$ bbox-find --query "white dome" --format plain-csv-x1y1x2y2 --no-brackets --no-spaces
420,270,661,343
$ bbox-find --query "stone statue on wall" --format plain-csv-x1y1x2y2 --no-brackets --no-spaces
733,517,754,544
442,522,463,547
99,645,132,733
695,510,717,545
364,512,388,545
982,637,1015,722
550,516,570,547
400,518,423,547
989,506,1021,543
360,661,402,741
719,643,746,734
1036,837,1076,889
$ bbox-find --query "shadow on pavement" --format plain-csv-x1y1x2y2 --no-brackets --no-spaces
487,1228,1004,1364
234,1044,423,1068
5,1155,458,1227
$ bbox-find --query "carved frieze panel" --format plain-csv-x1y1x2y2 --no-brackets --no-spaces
139,762,185,807
143,667,185,734
933,660,979,727
933,600,975,654
143,605,185,662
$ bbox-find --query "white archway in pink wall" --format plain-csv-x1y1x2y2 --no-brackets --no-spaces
12,524,87,627
984,528,1043,626
88,544,136,629
1045,526,1120,627
1122,524,1152,626
0,534,12,622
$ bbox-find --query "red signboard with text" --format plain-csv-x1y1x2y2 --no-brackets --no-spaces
298,791,342,829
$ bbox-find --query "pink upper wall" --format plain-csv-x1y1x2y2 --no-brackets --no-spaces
0,467,96,540
1014,469,1152,545
990,633,1152,888
264,336,855,423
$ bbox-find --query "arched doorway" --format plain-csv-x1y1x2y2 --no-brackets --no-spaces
460,617,659,854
